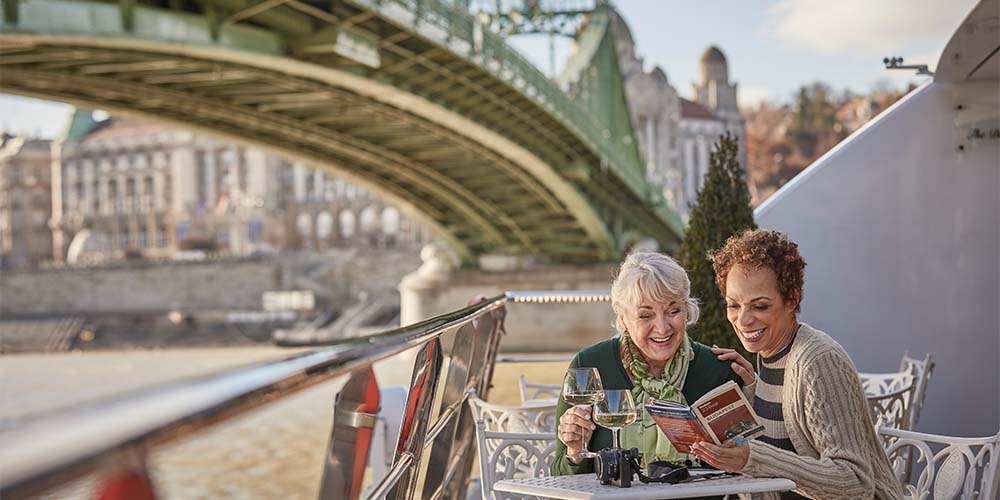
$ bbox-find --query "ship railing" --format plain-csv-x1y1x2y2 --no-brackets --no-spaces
0,290,609,500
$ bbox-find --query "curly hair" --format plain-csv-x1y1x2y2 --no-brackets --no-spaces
709,229,807,312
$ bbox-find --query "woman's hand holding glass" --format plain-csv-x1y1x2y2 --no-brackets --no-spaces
559,368,603,461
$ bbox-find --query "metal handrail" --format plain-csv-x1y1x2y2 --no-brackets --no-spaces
369,0,652,201
0,295,507,500
0,290,612,500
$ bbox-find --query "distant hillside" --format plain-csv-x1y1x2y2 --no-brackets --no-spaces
743,83,914,206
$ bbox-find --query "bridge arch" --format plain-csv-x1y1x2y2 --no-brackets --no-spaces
1,0,683,263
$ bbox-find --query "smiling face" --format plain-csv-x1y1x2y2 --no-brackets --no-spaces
620,298,687,376
724,264,799,358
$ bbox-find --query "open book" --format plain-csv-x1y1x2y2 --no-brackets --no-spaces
644,381,763,454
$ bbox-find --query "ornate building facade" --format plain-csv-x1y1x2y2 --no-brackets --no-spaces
607,10,744,221
0,135,55,269
48,111,428,265
692,46,746,168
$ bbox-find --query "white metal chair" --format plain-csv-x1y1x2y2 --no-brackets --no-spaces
468,388,557,433
900,351,935,427
860,368,915,397
876,424,1000,500
474,427,557,500
467,389,558,499
864,370,916,431
517,374,561,404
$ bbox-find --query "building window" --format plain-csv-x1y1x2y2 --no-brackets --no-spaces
82,160,94,178
305,174,315,201
142,177,154,211
125,178,136,213
360,206,379,235
296,212,312,241
108,179,118,214
316,211,333,240
163,175,172,206
382,207,400,235
339,210,355,239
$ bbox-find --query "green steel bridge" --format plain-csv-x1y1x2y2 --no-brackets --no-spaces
0,0,684,264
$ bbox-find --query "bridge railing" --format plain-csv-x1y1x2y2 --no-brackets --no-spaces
365,0,651,200
0,290,610,500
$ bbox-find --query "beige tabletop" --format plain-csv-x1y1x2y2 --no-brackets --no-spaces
492,473,796,499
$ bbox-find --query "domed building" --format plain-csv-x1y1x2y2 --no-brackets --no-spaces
692,45,746,167
597,10,745,221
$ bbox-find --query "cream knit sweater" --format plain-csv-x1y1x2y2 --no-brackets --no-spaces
740,323,903,500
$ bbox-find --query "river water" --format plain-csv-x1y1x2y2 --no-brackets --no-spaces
0,346,566,499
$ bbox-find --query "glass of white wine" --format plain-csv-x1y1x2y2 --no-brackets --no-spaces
593,389,638,449
562,367,604,458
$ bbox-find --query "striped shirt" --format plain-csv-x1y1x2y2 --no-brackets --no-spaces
754,330,807,500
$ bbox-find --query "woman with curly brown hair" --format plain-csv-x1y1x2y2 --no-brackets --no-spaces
690,229,902,500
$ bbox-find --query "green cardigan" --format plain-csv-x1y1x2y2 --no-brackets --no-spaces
551,336,741,476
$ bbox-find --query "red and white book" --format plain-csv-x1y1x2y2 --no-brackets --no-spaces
644,381,763,454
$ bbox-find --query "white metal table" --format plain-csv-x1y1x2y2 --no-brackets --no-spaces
492,473,796,499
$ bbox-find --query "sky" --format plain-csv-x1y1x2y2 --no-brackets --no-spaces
0,0,976,139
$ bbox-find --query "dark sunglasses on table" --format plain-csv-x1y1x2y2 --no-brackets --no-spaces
639,460,736,484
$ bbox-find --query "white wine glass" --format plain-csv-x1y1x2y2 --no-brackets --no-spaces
593,389,638,449
562,367,604,458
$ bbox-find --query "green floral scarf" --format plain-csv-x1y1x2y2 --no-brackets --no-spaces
619,333,694,465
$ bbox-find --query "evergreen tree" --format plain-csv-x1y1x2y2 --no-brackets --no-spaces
677,134,757,360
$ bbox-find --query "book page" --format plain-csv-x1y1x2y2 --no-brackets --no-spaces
692,383,763,446
645,405,713,453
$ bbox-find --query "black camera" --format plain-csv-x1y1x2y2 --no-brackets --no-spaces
594,447,641,487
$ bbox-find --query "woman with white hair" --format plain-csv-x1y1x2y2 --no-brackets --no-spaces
551,251,755,475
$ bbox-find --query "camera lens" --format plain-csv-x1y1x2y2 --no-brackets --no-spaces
595,449,619,485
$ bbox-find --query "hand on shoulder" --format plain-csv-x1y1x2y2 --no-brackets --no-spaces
711,345,756,386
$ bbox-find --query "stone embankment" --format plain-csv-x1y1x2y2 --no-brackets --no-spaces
0,248,421,317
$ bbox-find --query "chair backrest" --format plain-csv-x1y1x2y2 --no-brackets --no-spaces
467,390,558,499
517,374,561,404
468,388,557,433
877,424,1000,500
867,381,916,431
860,369,915,397
475,426,557,500
900,351,935,427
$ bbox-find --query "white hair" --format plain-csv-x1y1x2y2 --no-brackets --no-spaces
611,251,700,333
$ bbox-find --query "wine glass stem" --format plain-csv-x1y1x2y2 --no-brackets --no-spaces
613,428,620,449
